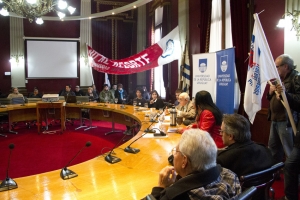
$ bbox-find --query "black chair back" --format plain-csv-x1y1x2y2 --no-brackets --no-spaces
235,186,257,200
239,162,284,200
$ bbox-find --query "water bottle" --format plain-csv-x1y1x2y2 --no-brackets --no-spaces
170,106,177,126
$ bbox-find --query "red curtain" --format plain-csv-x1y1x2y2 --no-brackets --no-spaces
230,0,251,114
198,0,212,53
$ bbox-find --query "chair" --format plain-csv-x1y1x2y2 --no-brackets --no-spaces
75,96,90,130
239,162,284,200
234,186,257,200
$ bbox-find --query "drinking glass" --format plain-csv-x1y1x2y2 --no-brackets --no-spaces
114,98,118,104
176,117,183,126
133,100,137,107
144,103,148,109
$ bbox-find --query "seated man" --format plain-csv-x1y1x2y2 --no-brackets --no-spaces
109,84,117,99
28,87,42,98
114,83,128,104
175,92,196,125
7,87,24,98
99,84,114,103
60,85,75,96
86,87,99,102
174,88,182,106
148,129,241,199
74,86,86,96
217,113,274,177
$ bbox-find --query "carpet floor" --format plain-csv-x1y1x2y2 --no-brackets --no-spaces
0,120,127,179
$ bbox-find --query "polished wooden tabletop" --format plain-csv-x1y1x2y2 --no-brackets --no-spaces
0,103,182,200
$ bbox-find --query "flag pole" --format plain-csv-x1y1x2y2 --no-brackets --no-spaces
86,43,94,85
179,40,187,89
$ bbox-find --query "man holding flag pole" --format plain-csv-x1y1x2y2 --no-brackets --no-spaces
244,13,299,163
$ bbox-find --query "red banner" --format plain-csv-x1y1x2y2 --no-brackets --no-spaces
87,26,181,75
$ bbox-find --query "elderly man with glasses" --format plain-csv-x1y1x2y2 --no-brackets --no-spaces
217,114,274,177
175,92,196,126
267,54,300,165
147,129,241,200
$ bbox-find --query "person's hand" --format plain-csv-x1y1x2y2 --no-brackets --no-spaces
275,85,284,100
269,84,276,95
150,99,154,104
158,166,176,188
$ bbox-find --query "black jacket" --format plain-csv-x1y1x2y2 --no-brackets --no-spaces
217,140,274,177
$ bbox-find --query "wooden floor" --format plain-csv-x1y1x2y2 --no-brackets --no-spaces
0,103,181,199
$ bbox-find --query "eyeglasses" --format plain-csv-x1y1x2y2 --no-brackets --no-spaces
276,64,284,68
219,129,226,135
170,147,183,156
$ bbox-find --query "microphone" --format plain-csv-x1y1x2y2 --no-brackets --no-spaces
65,93,69,105
145,105,168,133
0,143,18,192
60,141,92,180
152,128,167,137
105,134,128,164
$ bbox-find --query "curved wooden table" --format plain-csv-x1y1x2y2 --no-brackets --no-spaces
0,103,181,200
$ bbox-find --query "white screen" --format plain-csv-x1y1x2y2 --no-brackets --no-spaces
27,40,78,78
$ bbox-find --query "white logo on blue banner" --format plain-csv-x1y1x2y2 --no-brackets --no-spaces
199,59,207,73
192,53,216,102
220,55,228,72
216,48,235,114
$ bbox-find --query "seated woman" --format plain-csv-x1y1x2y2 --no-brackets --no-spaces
180,90,224,148
133,88,147,107
86,87,99,102
148,90,165,110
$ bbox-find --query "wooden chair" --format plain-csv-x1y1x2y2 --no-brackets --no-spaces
239,162,284,200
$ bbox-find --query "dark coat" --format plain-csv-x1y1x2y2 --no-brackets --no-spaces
149,99,165,110
217,140,274,177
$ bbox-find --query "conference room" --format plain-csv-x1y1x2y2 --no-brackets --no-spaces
0,0,298,199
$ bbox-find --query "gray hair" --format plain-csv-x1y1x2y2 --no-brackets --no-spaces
179,92,190,101
277,54,296,70
179,129,217,172
223,114,251,143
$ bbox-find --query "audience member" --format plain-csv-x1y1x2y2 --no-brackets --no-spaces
183,90,224,148
92,84,99,95
7,87,24,98
60,85,75,96
86,87,99,102
217,113,274,177
142,86,150,100
114,83,128,104
74,86,86,96
133,87,147,107
99,84,114,103
149,90,165,110
267,54,300,163
109,84,117,99
174,89,183,106
175,92,196,126
276,84,300,200
147,129,241,199
28,87,42,98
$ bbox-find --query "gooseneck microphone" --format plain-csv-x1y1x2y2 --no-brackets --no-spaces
105,134,128,164
0,143,18,192
144,105,168,133
60,141,92,180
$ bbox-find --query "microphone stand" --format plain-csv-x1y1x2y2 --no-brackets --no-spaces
0,144,17,192
60,141,91,180
105,134,128,164
124,106,167,154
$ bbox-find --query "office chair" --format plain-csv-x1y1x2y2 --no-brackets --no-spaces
239,162,284,200
74,96,90,130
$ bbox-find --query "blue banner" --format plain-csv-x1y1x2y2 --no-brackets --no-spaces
216,48,235,114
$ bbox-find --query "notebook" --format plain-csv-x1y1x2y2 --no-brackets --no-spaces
64,95,77,103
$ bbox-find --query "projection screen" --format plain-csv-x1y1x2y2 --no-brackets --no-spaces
26,40,78,78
